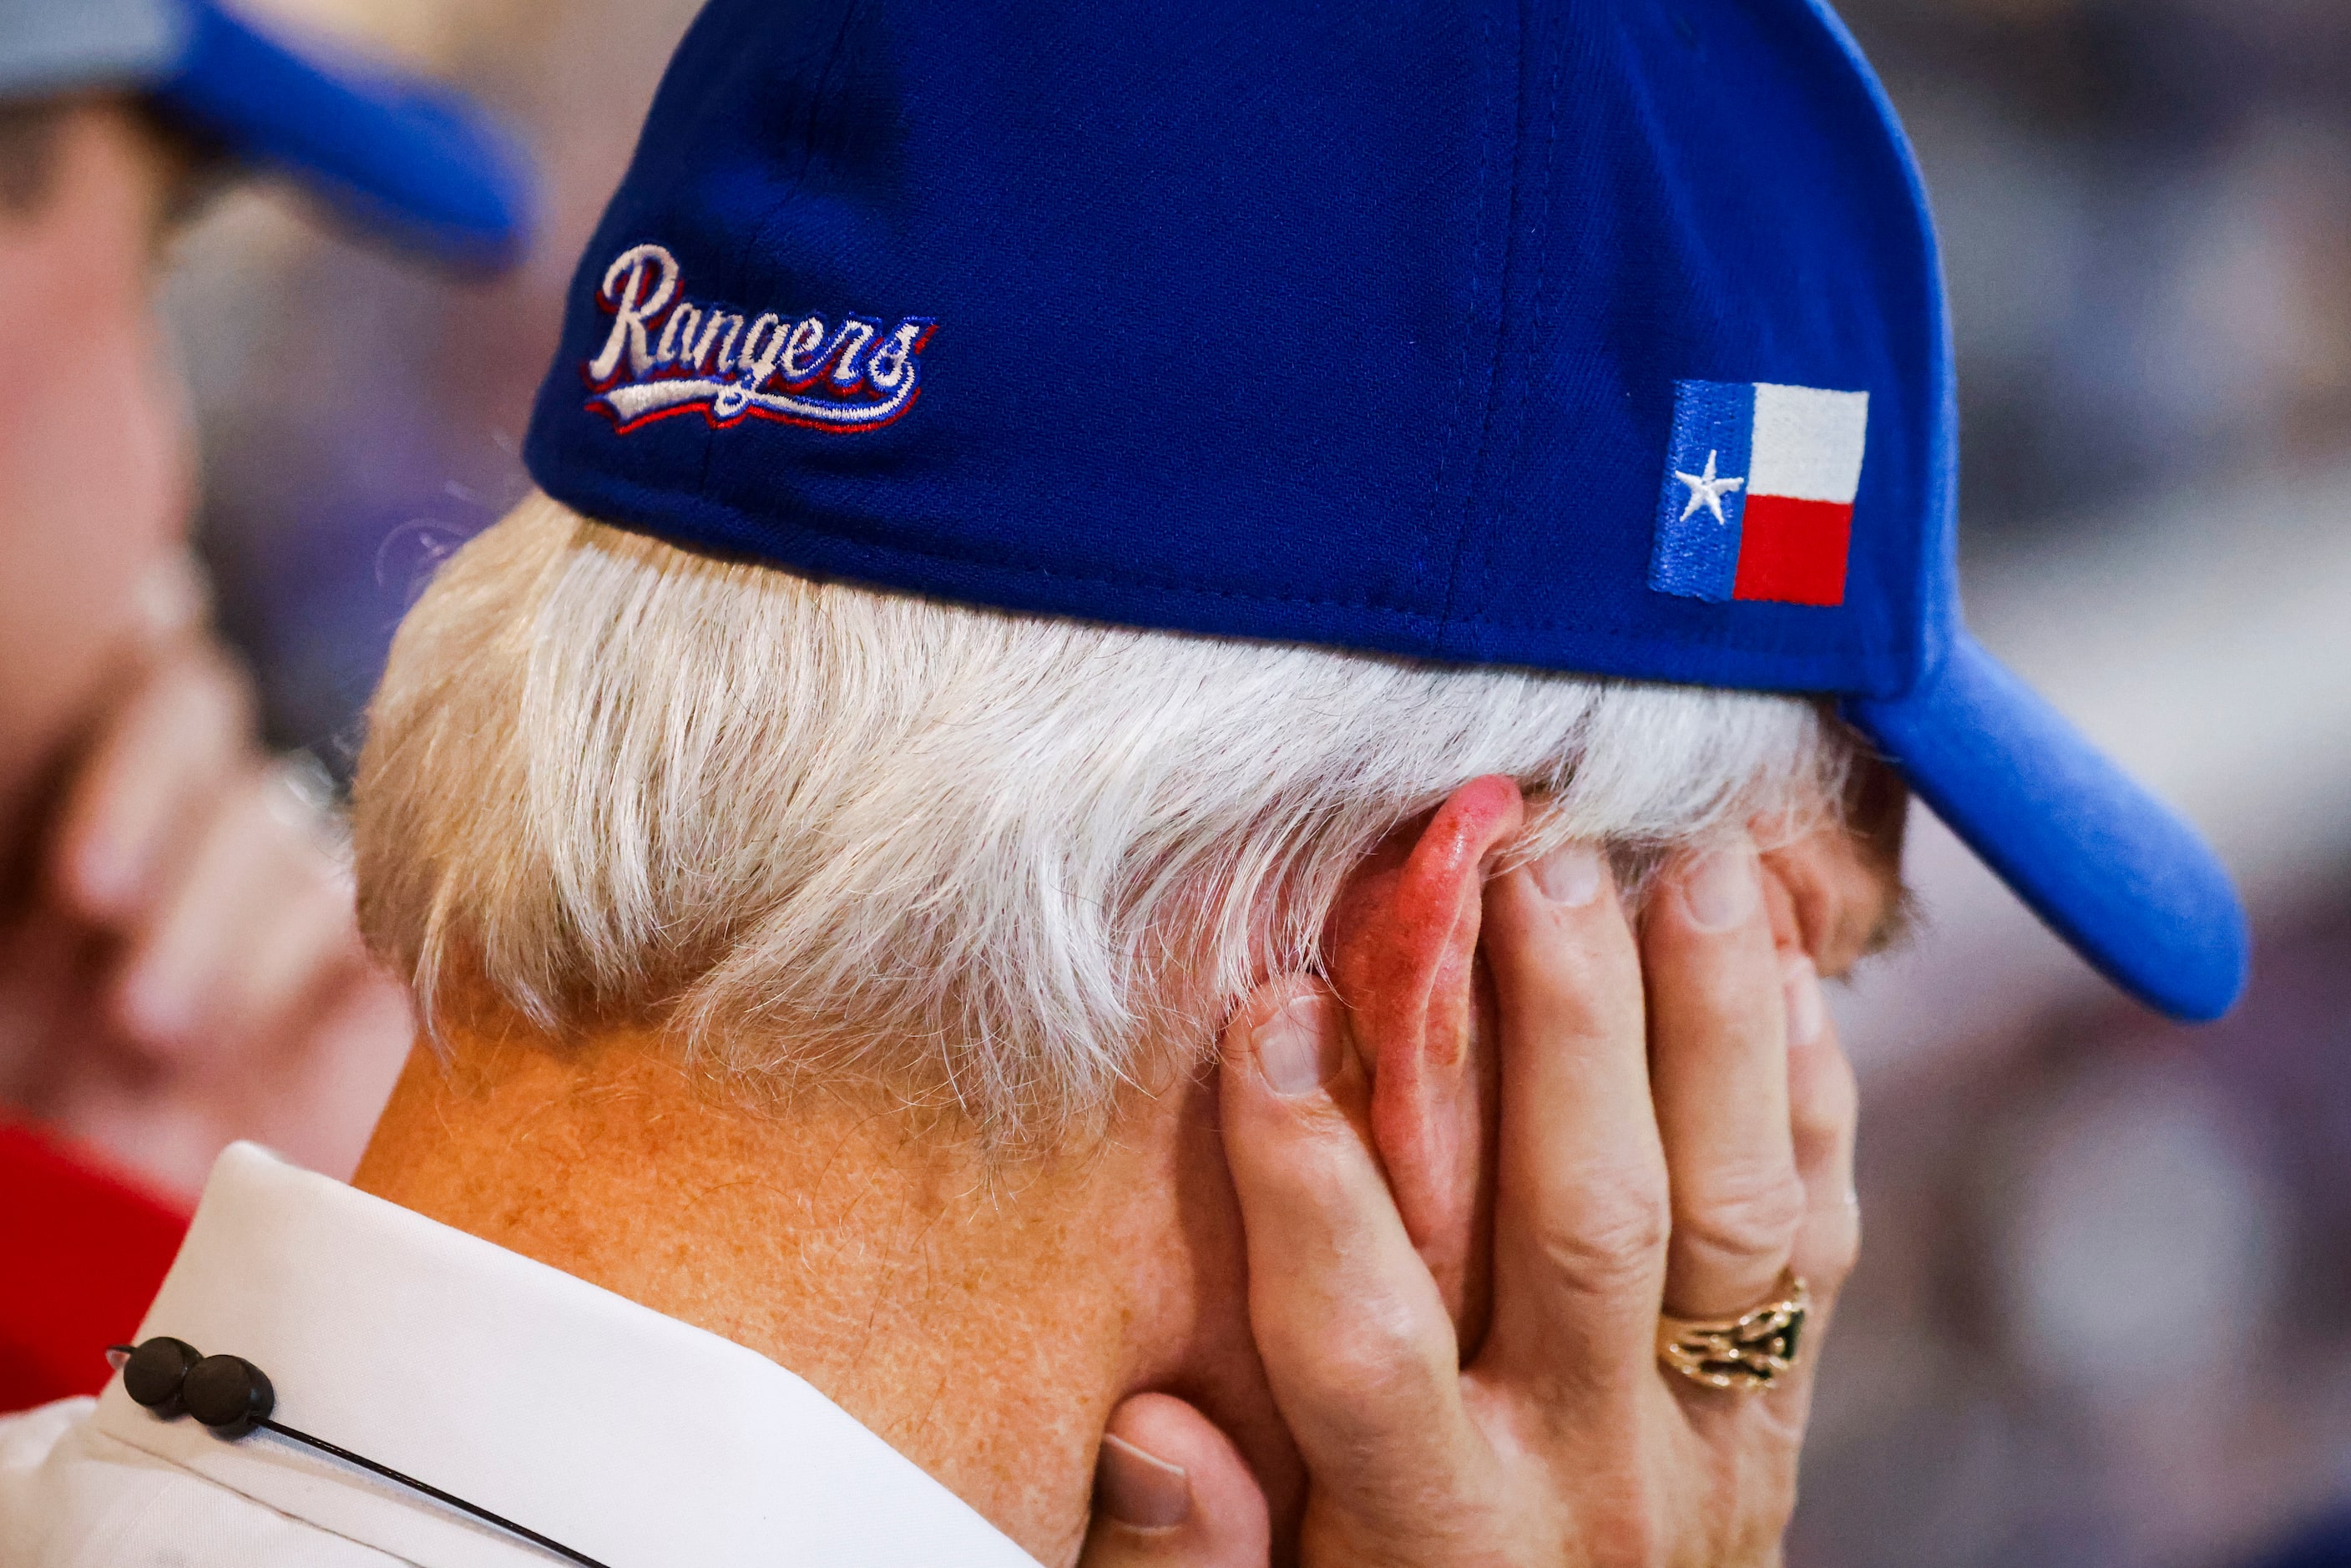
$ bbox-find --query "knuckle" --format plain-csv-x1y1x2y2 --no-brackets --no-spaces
1300,1299,1441,1388
1676,1166,1807,1267
1276,1298,1450,1430
1802,1199,1863,1284
1533,1174,1673,1297
1792,1044,1859,1140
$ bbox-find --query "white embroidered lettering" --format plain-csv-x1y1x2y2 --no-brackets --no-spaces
826,321,879,390
582,247,931,436
695,313,746,373
588,243,680,384
778,316,829,385
862,319,929,392
655,304,701,368
738,313,785,387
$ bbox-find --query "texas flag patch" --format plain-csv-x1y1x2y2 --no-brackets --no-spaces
1648,381,1870,607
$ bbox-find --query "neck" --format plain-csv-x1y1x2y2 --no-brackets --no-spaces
353,1022,1232,1565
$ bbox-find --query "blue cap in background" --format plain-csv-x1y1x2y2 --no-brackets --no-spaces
523,0,2250,1022
0,0,532,267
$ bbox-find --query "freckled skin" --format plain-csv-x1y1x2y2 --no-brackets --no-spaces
356,772,1904,1565
358,1031,1284,1567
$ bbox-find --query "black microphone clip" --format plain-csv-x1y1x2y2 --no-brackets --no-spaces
119,1337,274,1437
109,1337,609,1568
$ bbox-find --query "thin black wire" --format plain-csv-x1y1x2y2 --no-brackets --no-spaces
259,1419,610,1568
106,1345,609,1568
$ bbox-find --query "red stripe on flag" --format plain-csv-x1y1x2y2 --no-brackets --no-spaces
1732,494,1853,606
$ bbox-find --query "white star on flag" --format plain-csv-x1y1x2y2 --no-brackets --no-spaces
1674,449,1745,524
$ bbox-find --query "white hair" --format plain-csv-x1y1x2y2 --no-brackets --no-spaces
356,490,1861,1138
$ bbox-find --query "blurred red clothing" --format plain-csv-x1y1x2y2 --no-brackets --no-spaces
0,1119,189,1412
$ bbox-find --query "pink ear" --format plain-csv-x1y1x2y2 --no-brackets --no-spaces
1325,775,1524,1338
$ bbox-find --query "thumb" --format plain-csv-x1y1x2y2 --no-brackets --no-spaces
1079,1393,1269,1568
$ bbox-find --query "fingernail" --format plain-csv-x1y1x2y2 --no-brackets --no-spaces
1680,841,1760,932
1783,954,1825,1046
1254,994,1341,1097
1097,1433,1192,1530
1535,843,1604,906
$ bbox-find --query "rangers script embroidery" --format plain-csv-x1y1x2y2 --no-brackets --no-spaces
584,243,934,434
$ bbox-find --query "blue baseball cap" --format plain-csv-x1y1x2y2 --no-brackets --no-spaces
522,0,2249,1021
0,0,531,266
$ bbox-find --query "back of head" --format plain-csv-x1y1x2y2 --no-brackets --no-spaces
359,0,2245,1144
480,0,2241,1031
355,492,1857,1141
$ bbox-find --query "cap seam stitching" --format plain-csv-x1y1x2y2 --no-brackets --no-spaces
1468,12,1570,639
1419,0,1497,594
1431,0,1522,637
549,475,1882,672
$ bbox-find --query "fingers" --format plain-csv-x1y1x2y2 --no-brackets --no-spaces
1752,953,1860,1431
1783,953,1860,1297
1218,979,1468,1500
48,644,249,927
1644,837,1806,1321
1079,1394,1269,1568
1478,845,1667,1393
43,633,368,1069
42,637,368,1066
111,767,367,1065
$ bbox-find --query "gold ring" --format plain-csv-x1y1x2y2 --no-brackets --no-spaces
1656,1269,1810,1393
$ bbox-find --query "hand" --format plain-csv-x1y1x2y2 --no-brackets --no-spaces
1082,787,1865,1565
0,626,412,1193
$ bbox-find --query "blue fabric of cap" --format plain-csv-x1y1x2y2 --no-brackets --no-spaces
1848,635,2249,1021
0,0,532,266
522,0,2250,1020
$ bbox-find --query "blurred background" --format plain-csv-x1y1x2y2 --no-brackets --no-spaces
159,1,2351,1564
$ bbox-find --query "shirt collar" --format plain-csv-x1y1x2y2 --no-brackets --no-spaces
93,1141,1037,1568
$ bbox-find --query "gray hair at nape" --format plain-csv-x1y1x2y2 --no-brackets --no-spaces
354,489,1863,1140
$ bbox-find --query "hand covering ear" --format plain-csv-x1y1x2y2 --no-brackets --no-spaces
1083,776,1865,1565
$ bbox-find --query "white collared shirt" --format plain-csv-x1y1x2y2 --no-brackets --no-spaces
0,1142,1038,1567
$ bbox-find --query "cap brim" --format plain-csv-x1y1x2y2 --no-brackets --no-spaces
152,1,533,269
1843,631,2249,1022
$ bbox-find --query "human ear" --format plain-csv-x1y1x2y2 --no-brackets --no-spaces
1323,774,1524,1338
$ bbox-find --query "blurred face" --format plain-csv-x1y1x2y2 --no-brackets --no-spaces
0,100,196,850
